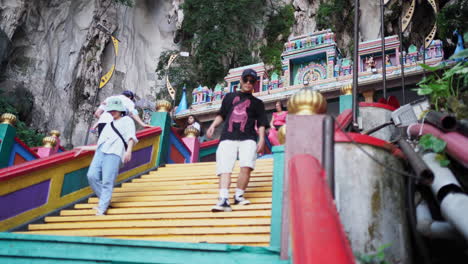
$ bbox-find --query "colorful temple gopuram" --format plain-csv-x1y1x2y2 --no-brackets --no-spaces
175,29,444,121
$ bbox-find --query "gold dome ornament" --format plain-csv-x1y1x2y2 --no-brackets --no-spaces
184,126,200,138
287,88,327,115
50,130,61,137
1,113,17,126
341,84,352,95
42,136,57,148
277,125,286,145
156,100,172,112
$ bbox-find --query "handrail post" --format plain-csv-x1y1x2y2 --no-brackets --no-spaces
269,145,285,251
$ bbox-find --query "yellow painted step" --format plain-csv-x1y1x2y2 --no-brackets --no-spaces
29,218,270,231
121,178,272,188
19,226,270,236
110,234,270,244
152,165,272,172
130,176,272,186
163,160,272,167
74,197,272,209
148,170,272,177
45,210,271,223
153,164,272,171
116,181,271,192
60,204,272,216
140,172,272,181
87,192,272,203
110,186,272,197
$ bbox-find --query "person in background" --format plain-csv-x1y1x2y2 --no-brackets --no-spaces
75,97,138,216
185,114,205,142
186,115,201,131
93,90,151,137
267,101,287,146
206,68,269,212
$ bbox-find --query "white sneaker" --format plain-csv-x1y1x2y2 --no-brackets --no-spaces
211,198,232,212
95,210,105,216
234,195,251,205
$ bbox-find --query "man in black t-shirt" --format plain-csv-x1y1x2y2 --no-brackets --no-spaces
206,69,269,212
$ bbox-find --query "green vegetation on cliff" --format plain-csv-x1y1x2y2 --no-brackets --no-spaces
156,1,296,102
437,0,468,40
260,4,295,73
316,0,354,56
181,0,265,87
0,88,45,147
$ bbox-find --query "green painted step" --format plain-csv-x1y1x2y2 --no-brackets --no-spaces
0,233,289,264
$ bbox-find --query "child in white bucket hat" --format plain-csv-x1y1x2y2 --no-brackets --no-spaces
75,97,138,215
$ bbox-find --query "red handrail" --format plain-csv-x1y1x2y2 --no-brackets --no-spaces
289,154,355,264
0,127,162,181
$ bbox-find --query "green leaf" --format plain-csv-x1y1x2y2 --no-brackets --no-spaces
419,134,434,151
432,138,447,153
419,134,447,153
427,82,448,92
419,63,444,72
417,87,433,95
377,243,391,251
464,33,468,43
439,159,450,167
417,75,436,85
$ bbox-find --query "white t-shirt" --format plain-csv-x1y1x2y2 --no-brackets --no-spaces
97,95,139,124
97,116,138,162
190,122,201,131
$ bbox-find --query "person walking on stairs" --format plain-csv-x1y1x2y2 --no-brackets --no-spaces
75,97,138,215
93,90,151,137
206,68,269,212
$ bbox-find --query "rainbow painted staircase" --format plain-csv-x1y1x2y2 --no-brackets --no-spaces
18,160,274,246
0,157,290,264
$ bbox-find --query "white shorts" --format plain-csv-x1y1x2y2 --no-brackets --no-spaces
216,140,257,175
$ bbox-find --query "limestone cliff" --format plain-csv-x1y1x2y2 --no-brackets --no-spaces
0,0,182,147
0,0,449,147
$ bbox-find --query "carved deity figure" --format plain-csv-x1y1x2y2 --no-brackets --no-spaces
365,56,376,72
385,55,392,66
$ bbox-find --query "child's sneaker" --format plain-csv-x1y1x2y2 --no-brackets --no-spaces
234,195,251,205
95,210,105,216
211,198,232,212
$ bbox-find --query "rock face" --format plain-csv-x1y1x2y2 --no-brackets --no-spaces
0,0,182,147
291,0,384,52
0,0,442,147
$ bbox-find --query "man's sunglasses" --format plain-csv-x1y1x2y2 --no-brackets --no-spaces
242,78,256,84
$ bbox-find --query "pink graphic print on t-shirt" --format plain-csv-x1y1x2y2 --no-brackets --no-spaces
228,96,251,132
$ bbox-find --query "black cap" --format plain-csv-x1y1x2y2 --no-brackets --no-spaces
241,69,258,80
122,90,135,100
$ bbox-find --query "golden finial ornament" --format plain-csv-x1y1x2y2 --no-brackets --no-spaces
341,84,352,95
184,126,200,138
287,88,327,115
277,125,286,145
50,130,61,137
1,113,17,126
42,136,57,148
156,99,172,112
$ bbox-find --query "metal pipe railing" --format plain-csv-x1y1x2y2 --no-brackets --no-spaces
322,116,335,198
